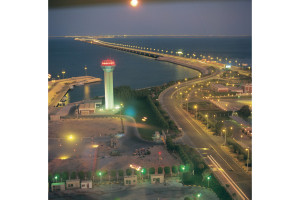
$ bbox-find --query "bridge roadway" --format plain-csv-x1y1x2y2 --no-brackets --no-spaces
76,38,228,75
159,71,252,199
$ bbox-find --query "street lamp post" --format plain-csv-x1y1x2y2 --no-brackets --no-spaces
84,65,87,76
120,103,124,133
207,176,211,187
246,148,250,172
62,70,66,79
186,98,188,112
205,114,208,129
194,105,198,119
180,92,183,108
222,129,227,145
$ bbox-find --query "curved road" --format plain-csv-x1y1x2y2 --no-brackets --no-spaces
159,71,252,199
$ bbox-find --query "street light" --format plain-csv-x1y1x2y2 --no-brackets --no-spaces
207,176,211,187
194,105,198,119
222,129,227,145
197,193,202,199
205,114,208,129
246,148,250,172
120,103,124,133
84,65,87,76
55,175,58,182
98,171,103,183
62,70,66,79
185,98,188,112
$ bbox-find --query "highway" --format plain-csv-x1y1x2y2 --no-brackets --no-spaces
159,71,252,199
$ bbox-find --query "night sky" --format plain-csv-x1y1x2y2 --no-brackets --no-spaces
49,0,251,36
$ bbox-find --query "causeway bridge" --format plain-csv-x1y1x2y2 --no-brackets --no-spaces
75,38,226,75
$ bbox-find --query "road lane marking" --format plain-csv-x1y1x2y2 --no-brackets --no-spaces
209,144,235,171
208,155,249,200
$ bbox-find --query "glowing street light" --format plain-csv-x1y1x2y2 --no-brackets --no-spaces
246,148,250,172
222,129,227,145
194,105,198,119
84,65,87,76
62,70,66,79
185,98,188,112
207,176,211,187
205,114,208,129
197,193,202,198
68,135,74,141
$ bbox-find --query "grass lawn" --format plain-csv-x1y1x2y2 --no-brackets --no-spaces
123,97,162,141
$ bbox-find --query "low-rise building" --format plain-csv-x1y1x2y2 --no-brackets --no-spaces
66,179,80,189
150,174,164,184
51,182,65,191
78,103,95,115
242,84,252,93
81,180,93,189
124,175,137,185
211,84,229,92
228,86,244,93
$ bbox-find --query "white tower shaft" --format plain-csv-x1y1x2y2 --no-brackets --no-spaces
103,70,114,110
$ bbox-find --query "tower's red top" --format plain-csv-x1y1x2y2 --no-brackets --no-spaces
101,59,116,66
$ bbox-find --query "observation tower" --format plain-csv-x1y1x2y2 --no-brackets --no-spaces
101,59,116,110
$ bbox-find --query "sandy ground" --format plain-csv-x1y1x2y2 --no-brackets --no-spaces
48,118,122,138
49,118,181,174
98,145,181,171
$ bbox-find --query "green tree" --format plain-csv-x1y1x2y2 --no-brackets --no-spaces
214,121,223,136
78,171,85,180
48,173,53,182
238,105,251,118
71,171,77,179
202,169,212,182
111,170,116,178
172,165,178,174
86,171,92,179
158,167,163,174
149,167,155,174
62,171,69,181
126,168,132,176
118,170,124,177
164,166,170,175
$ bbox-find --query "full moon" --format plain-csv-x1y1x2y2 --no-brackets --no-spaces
130,0,138,7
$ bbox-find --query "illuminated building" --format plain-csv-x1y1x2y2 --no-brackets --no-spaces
101,59,116,110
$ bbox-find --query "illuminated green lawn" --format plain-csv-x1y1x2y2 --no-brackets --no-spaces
124,97,162,141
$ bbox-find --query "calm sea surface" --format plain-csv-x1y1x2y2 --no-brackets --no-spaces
49,37,251,103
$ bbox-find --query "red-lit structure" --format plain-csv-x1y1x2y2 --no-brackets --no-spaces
101,59,116,67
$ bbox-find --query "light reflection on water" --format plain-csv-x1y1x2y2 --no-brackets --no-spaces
84,85,90,100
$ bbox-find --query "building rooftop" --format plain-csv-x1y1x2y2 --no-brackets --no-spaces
211,84,228,89
81,180,92,183
79,103,95,110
